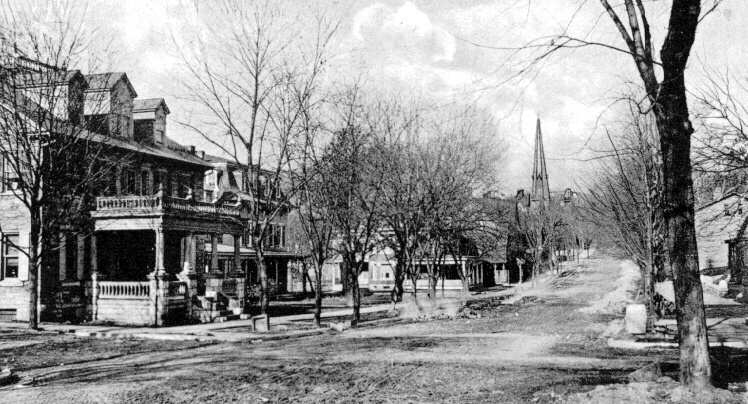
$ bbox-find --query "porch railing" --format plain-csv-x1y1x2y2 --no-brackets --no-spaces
99,281,151,299
95,195,242,217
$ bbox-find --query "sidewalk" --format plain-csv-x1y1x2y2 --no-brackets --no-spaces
0,285,519,343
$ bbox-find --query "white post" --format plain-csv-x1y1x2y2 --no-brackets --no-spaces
90,233,98,321
58,232,66,281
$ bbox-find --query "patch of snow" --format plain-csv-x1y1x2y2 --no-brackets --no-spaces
655,281,739,306
580,260,640,315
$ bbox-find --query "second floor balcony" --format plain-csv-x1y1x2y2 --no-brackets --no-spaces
94,194,247,219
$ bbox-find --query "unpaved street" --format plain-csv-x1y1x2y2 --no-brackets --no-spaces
0,257,669,403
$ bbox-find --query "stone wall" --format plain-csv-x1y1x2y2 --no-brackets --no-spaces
0,195,31,322
97,297,153,325
0,283,30,321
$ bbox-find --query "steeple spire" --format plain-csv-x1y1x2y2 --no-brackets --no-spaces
531,118,550,206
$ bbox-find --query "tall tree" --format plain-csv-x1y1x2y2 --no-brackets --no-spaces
501,0,720,386
0,1,119,329
598,1,713,386
582,105,665,329
321,86,384,325
173,1,338,314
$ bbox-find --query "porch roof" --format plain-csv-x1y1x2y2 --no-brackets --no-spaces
204,243,300,259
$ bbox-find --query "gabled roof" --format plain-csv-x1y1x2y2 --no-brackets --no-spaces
203,153,278,178
13,69,85,88
84,72,137,97
133,98,170,114
695,193,747,239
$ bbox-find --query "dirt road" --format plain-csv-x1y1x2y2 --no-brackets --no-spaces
0,256,660,403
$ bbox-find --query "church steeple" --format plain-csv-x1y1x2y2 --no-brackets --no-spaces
531,118,550,206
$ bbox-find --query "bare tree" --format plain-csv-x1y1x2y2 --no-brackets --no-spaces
692,68,748,200
289,164,333,327
492,0,721,386
581,105,665,329
516,203,564,287
0,1,121,329
417,110,501,300
319,86,385,326
173,1,338,314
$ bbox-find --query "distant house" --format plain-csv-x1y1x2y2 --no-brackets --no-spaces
199,153,300,298
695,193,748,281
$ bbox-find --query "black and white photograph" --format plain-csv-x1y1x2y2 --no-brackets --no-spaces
0,0,746,402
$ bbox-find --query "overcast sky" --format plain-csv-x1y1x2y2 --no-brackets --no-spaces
86,0,744,193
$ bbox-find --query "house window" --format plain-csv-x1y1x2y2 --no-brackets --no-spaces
264,224,286,248
278,224,285,247
153,170,162,194
170,174,179,197
3,234,19,279
205,171,216,190
177,174,191,198
140,170,150,195
2,158,19,192
123,169,136,195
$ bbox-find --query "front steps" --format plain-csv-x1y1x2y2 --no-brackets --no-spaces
194,294,243,323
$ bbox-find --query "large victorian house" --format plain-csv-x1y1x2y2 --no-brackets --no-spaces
0,57,251,325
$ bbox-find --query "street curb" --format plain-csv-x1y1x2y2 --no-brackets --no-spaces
607,338,748,349
74,330,215,342
74,327,333,343
243,328,332,343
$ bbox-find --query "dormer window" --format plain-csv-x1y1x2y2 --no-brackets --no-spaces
83,72,137,139
133,98,169,145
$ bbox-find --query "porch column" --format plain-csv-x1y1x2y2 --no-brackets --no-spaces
90,233,98,321
77,234,85,280
182,233,195,272
233,234,241,274
210,234,219,273
178,242,197,321
155,227,165,274
58,233,66,281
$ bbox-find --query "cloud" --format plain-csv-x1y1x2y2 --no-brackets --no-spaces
352,1,456,64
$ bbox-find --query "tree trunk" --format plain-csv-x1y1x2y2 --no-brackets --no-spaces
302,261,308,294
305,270,315,295
351,276,361,326
344,262,354,307
256,249,269,315
428,274,437,303
28,224,40,330
458,264,470,297
341,261,350,297
643,260,655,330
654,23,711,382
313,261,322,327
390,259,405,309
655,112,712,386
